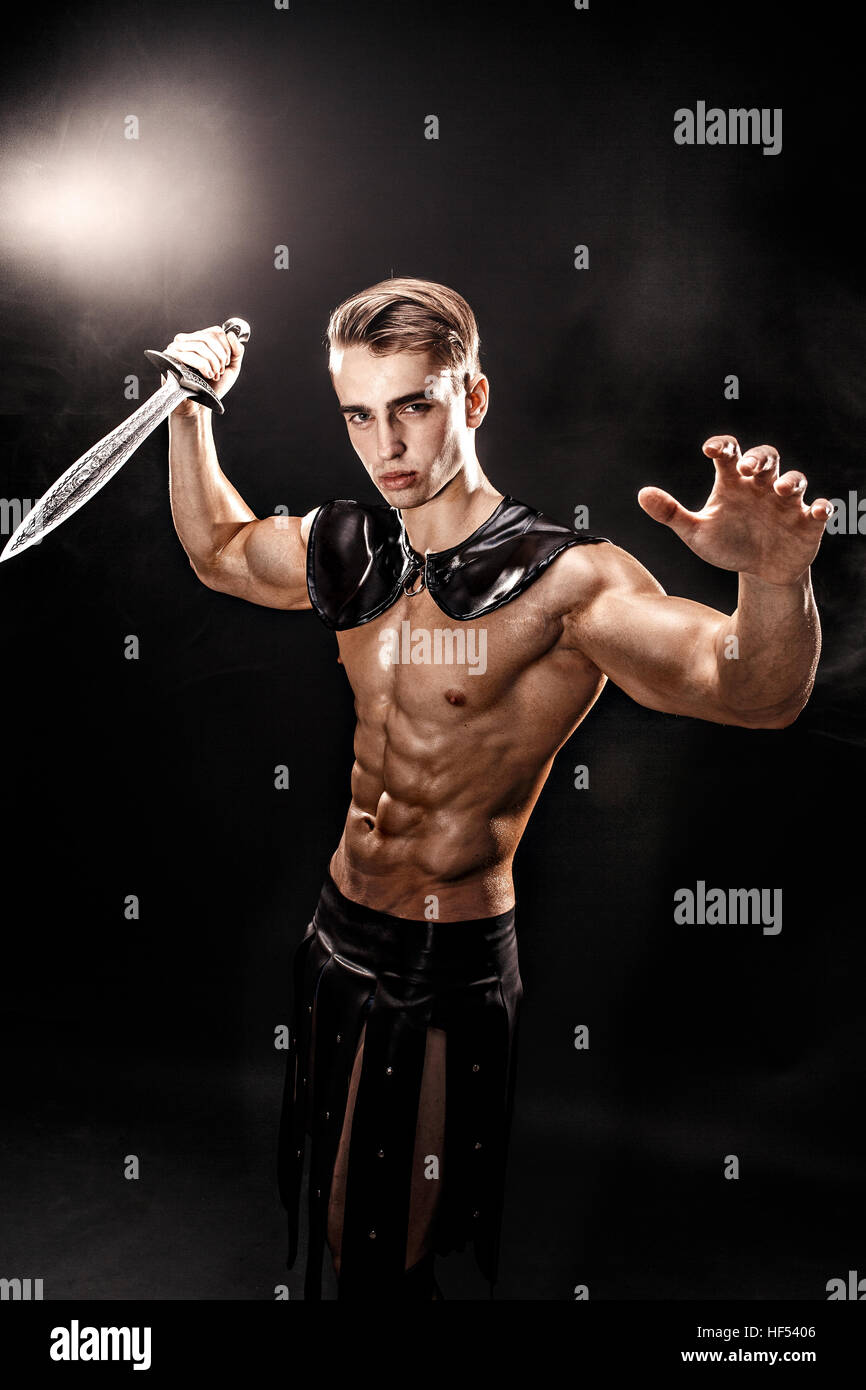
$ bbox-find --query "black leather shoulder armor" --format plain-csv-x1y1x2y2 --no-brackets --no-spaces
305,494,610,631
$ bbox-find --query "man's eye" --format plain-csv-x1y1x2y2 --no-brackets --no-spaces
348,404,430,423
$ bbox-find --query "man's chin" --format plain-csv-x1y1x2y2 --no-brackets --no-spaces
373,468,457,507
376,476,428,505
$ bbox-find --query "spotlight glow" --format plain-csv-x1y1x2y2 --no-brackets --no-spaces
11,161,139,255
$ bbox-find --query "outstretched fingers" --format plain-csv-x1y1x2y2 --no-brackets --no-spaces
807,497,835,522
704,436,783,486
702,434,743,476
775,473,834,524
637,485,699,540
738,444,779,483
774,468,806,498
706,436,831,525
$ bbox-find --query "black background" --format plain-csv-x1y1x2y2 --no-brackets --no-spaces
1,0,864,1301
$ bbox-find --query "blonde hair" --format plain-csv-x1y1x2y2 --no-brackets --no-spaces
325,276,482,388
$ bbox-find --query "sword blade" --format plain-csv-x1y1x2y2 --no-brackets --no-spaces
0,377,190,561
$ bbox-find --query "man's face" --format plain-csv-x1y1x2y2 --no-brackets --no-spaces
329,344,486,508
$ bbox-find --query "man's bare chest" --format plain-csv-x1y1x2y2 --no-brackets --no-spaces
335,578,570,716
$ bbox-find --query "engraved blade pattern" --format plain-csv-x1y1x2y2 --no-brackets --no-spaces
1,377,189,560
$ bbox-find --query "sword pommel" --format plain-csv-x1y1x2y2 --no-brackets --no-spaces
222,317,251,344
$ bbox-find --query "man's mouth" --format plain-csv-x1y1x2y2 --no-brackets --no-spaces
379,470,418,491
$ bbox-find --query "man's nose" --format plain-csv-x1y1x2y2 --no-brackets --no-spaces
376,419,405,459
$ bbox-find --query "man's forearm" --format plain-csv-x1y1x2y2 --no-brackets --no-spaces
168,407,256,574
717,570,821,724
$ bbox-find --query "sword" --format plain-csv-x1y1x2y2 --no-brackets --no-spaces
0,316,251,561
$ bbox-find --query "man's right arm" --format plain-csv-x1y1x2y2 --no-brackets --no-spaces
166,324,316,611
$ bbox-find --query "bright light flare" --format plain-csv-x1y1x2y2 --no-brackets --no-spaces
4,156,147,262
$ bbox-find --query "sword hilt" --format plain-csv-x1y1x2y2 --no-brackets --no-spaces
144,317,251,415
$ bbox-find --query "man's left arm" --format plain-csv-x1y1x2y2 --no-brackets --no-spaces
717,569,819,726
562,434,830,729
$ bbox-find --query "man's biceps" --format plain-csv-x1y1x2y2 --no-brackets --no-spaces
245,514,304,573
569,588,671,663
586,604,719,690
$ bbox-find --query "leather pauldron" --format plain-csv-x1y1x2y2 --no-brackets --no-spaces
305,494,610,631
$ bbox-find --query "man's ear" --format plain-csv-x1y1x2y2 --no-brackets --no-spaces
465,373,488,424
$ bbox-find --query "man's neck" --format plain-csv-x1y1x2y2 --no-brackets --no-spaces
399,468,504,555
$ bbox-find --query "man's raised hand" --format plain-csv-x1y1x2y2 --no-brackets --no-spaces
637,435,833,586
164,325,245,418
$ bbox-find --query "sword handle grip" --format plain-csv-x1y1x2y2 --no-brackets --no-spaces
143,316,251,413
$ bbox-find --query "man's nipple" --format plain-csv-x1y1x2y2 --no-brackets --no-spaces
444,688,466,706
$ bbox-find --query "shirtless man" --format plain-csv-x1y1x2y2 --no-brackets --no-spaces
165,278,827,1301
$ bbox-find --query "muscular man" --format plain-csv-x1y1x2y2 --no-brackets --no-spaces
165,278,827,1301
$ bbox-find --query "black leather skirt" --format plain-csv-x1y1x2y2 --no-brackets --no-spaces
277,869,523,1300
